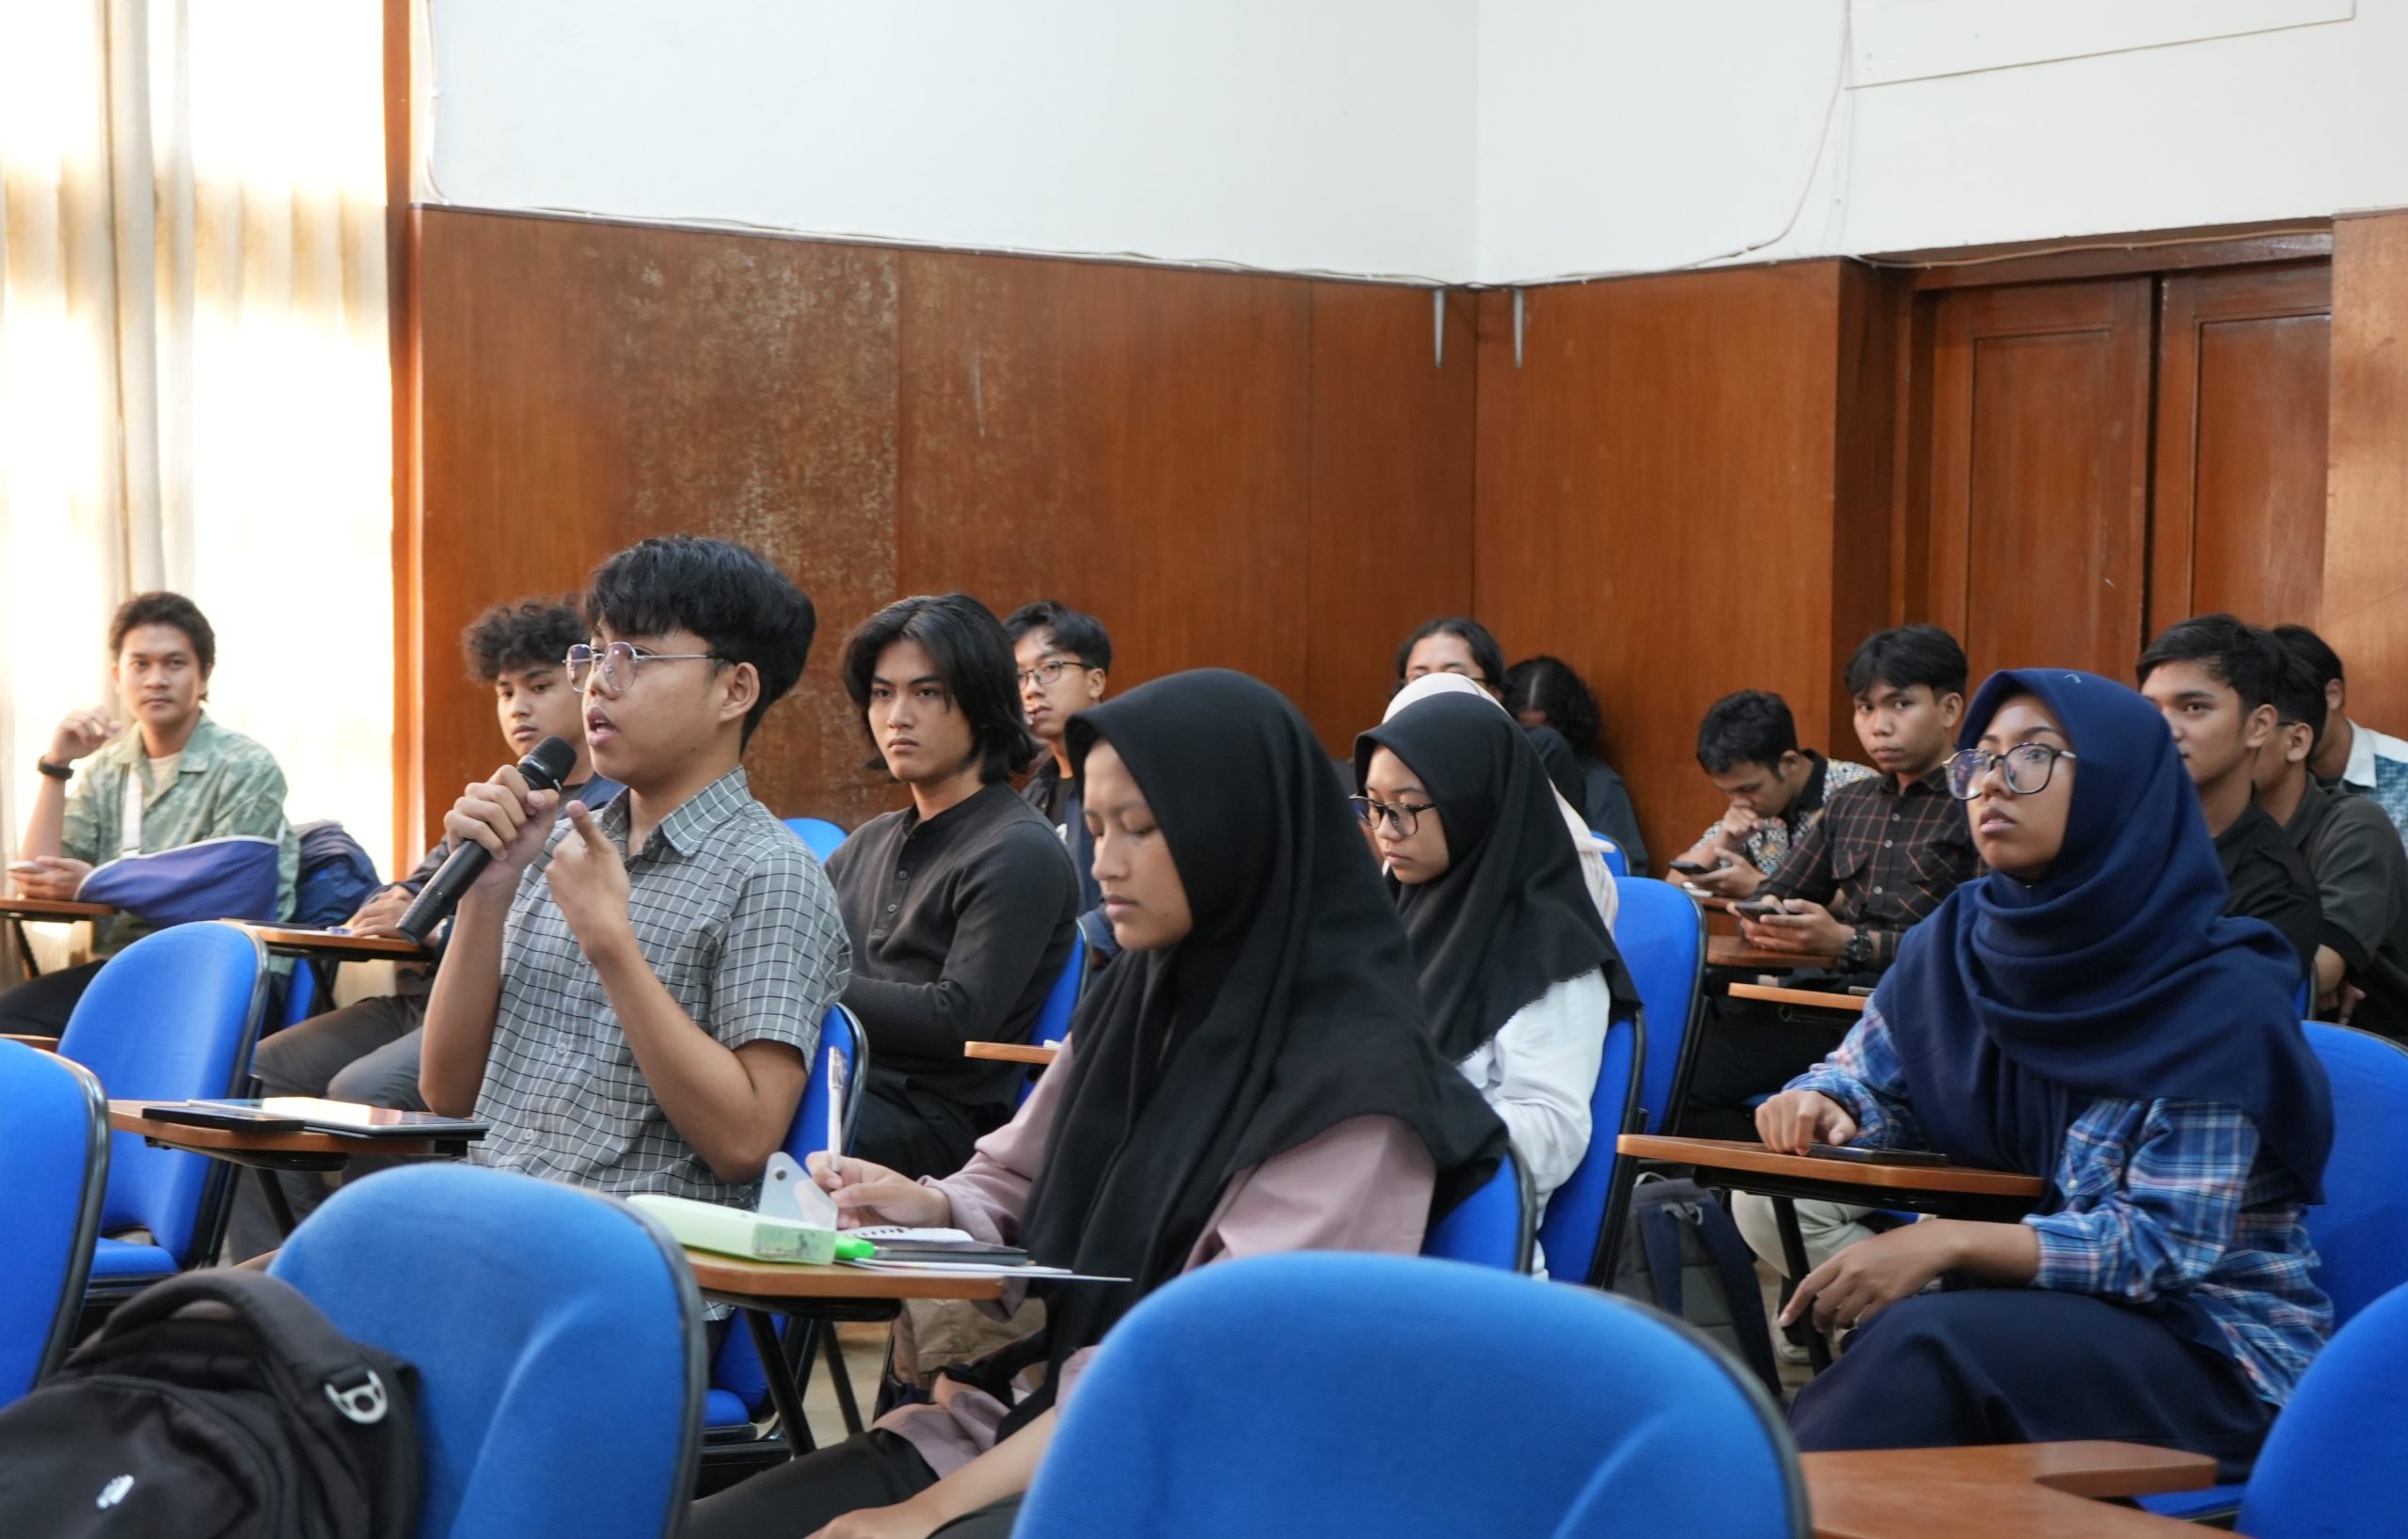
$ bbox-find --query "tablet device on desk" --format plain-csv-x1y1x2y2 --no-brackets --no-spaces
255,1097,490,1140
1807,1143,1950,1166
142,1103,309,1134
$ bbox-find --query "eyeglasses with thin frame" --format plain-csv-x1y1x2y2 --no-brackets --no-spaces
1015,658,1090,690
1945,744,2078,801
564,642,727,695
1353,794,1437,837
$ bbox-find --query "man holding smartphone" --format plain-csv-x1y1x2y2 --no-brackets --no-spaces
1682,627,1980,1144
1671,690,1874,899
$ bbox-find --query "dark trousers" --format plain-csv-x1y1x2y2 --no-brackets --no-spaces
0,960,104,1034
1680,995,1855,1142
1791,1290,2274,1483
850,1072,997,1181
686,1428,1021,1538
226,994,429,1261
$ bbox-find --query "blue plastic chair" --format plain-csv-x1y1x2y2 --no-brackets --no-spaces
0,1042,108,1405
1535,998,1643,1284
1421,1150,1533,1273
1591,833,1631,881
56,922,269,1293
2238,1277,2408,1537
1615,878,1709,1135
2141,1023,2408,1521
705,1005,866,1435
1016,1252,1808,1539
1031,928,1086,1050
272,1165,705,1539
782,817,848,864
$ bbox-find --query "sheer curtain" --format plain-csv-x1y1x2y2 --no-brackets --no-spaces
0,1,394,912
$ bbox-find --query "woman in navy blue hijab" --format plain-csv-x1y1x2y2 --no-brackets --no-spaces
1766,669,2333,1478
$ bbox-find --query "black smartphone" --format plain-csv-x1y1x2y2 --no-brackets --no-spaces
1670,859,1724,876
1732,898,1786,918
1807,1143,1950,1166
143,1102,308,1134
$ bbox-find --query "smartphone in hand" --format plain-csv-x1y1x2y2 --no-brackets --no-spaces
1670,858,1728,876
1732,898,1787,919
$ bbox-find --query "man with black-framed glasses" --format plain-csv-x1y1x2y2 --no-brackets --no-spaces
2138,615,2321,984
1006,599,1118,961
419,537,849,1214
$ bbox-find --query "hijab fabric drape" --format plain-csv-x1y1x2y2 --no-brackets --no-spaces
1355,692,1626,1060
1878,668,2332,1199
1010,670,1509,1419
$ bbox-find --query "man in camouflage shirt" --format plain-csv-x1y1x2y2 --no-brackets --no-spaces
1671,689,1873,899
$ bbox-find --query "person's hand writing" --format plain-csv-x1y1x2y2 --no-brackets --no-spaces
547,803,632,955
440,766,555,896
1781,1220,1962,1332
809,1497,948,1539
1739,898,1851,956
47,708,119,765
806,1152,952,1230
345,886,413,939
13,856,94,900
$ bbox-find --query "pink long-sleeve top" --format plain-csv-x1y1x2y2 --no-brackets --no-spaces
880,1033,1436,1477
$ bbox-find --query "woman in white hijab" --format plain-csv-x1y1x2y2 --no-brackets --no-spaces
1383,674,1620,931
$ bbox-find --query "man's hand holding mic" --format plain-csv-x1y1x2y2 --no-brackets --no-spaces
441,765,558,896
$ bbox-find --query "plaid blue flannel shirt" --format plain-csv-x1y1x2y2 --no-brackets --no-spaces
1790,1001,2332,1404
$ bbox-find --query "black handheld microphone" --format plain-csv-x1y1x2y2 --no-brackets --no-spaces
396,735,579,944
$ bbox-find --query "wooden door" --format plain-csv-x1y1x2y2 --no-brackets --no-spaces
2148,264,2332,634
1927,278,2155,686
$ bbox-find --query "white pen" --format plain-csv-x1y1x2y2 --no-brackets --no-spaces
825,1045,848,1191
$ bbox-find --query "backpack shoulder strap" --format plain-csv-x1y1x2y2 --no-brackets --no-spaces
93,1270,395,1424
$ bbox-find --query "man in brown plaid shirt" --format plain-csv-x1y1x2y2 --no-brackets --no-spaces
1683,627,1980,1142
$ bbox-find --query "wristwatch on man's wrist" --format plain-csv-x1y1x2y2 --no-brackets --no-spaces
1841,925,1872,971
36,758,71,782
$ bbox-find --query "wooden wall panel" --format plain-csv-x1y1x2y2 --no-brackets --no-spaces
1304,285,1478,754
1925,278,2154,686
893,252,1314,710
414,209,900,844
1472,263,1852,870
412,215,1477,844
2148,264,2331,634
2325,212,2408,732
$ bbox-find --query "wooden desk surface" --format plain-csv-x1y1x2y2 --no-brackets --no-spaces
1805,1442,2213,1538
1617,1135,2045,1199
963,1041,1060,1066
243,925,433,961
0,896,116,919
1707,935,1842,971
109,1101,465,1159
1728,982,1868,1014
688,1252,1009,1303
2,1033,60,1051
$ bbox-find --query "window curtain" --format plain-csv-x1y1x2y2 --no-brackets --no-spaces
0,0,393,947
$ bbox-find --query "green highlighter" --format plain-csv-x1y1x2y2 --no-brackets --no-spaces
832,1236,877,1261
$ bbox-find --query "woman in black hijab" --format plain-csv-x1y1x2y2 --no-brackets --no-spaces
1357,691,1627,1253
689,670,1506,1539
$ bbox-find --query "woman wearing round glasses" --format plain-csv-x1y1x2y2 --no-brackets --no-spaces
1759,668,2333,1478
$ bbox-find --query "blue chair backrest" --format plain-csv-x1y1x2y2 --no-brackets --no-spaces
1017,1252,1807,1539
57,923,267,1267
2301,1023,2408,1326
272,1165,705,1539
1615,878,1708,1136
710,1005,866,1418
782,817,848,864
1535,1001,1643,1284
1030,928,1086,1051
1592,833,1630,881
0,1043,108,1404
1421,1150,1532,1272
2239,1278,2408,1538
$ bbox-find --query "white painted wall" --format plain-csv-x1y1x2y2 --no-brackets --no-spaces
422,0,2408,285
420,0,1476,280
1477,0,2407,283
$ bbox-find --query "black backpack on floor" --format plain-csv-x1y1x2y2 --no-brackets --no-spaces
1610,1174,1784,1397
0,1270,420,1539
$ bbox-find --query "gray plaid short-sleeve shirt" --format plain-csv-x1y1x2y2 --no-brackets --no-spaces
470,767,850,1207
